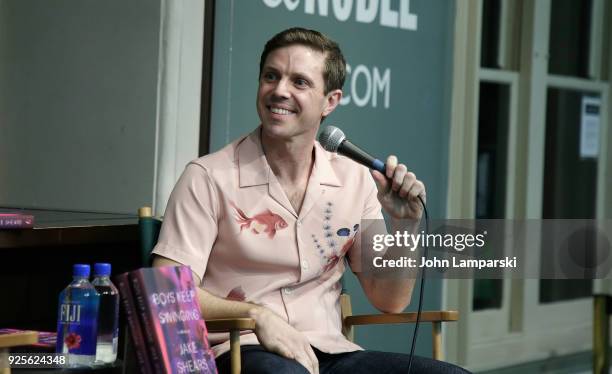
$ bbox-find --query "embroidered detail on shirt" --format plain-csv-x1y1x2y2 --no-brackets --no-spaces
313,202,360,274
230,201,288,239
226,286,246,302
337,228,350,236
322,236,356,273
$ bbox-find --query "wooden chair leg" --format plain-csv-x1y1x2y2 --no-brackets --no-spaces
432,321,442,361
229,330,241,374
0,348,10,374
340,294,354,342
594,295,610,374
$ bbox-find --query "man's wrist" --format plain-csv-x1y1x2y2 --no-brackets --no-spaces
248,305,279,333
390,217,421,235
247,304,267,327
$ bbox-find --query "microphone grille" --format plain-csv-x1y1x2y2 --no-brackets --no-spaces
318,125,345,152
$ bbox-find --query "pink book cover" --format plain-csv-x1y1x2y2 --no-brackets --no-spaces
130,266,217,374
0,213,34,229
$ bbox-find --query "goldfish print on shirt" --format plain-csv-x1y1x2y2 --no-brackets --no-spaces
230,201,288,239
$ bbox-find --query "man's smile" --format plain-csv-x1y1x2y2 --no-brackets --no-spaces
268,105,296,115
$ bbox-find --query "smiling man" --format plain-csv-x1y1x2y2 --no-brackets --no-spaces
152,28,469,374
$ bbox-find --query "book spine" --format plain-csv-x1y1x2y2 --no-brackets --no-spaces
115,274,153,374
0,215,34,229
130,272,165,373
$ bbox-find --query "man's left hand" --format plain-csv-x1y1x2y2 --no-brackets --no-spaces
371,155,426,220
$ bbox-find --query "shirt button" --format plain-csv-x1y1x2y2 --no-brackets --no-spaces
297,220,302,227
283,287,293,295
301,260,309,271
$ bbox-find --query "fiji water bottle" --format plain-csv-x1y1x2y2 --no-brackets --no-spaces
56,264,100,367
91,263,119,364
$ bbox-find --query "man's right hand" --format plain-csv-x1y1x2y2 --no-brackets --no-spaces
248,306,319,374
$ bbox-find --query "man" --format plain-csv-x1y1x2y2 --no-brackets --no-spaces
152,27,468,374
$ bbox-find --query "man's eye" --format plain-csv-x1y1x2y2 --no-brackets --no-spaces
263,72,277,81
295,78,308,87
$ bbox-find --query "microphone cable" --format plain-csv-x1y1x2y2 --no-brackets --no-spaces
407,194,429,374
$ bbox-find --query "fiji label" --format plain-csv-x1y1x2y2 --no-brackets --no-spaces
59,304,81,323
56,300,99,355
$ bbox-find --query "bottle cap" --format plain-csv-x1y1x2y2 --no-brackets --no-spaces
94,263,112,276
73,264,91,277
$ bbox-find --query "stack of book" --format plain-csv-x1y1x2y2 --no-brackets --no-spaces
116,265,217,374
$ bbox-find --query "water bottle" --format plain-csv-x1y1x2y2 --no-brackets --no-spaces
56,264,100,367
92,263,119,364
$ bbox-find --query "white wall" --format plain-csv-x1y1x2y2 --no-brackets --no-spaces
153,0,204,216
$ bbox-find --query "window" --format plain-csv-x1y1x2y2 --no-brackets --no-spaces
447,0,611,370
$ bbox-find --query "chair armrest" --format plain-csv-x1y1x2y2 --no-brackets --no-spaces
206,318,256,332
205,318,255,374
344,310,458,327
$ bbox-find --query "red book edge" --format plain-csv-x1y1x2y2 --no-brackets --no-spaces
129,270,165,373
115,273,154,374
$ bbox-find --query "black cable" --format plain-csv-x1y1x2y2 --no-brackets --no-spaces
407,195,429,374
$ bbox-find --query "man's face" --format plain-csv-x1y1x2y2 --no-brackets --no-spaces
257,45,341,141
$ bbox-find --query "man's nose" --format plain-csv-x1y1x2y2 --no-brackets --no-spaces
271,78,290,99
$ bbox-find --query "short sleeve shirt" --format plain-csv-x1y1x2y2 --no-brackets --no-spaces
152,127,383,357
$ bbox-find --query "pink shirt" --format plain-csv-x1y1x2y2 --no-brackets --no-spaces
152,128,383,357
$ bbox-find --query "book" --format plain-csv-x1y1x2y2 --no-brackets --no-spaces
119,266,217,374
0,329,38,347
35,331,57,348
115,273,154,374
0,213,34,229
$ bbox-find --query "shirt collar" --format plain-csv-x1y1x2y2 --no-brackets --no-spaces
312,139,342,187
237,127,342,188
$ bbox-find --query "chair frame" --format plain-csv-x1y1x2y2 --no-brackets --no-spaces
593,294,611,374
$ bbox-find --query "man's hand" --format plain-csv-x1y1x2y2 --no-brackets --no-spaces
248,307,319,374
371,155,426,220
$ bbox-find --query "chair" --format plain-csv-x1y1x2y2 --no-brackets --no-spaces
593,294,610,374
138,207,459,374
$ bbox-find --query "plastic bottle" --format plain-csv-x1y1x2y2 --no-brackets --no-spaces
91,263,119,364
56,264,100,367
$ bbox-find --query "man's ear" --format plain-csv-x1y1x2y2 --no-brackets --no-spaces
322,89,343,117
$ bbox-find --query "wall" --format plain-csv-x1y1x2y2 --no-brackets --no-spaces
0,0,161,213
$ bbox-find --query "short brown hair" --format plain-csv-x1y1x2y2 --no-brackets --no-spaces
259,27,346,94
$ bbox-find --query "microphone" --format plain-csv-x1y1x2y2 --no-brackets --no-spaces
318,125,386,174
